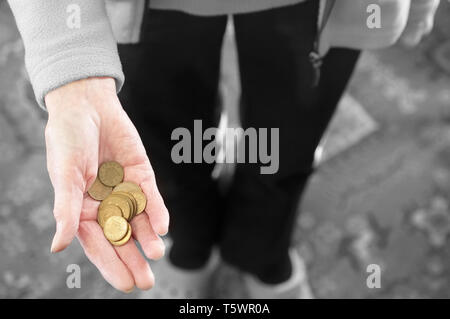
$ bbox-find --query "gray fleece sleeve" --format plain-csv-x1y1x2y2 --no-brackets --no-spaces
7,0,124,109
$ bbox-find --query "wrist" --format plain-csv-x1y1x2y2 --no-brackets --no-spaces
45,77,117,115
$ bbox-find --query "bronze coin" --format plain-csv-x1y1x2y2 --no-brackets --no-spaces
87,177,112,201
98,161,124,187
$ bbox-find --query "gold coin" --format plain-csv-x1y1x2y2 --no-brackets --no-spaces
115,193,135,221
126,194,137,219
98,161,124,187
113,182,141,193
127,194,138,219
113,191,137,218
87,177,112,201
109,224,132,246
103,216,128,242
130,191,147,215
100,194,132,220
97,204,123,228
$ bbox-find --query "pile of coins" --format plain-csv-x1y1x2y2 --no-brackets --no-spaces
88,161,147,246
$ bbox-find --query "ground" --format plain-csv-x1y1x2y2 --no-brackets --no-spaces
0,2,450,299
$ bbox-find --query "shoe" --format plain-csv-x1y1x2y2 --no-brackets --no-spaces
243,249,314,299
138,244,219,299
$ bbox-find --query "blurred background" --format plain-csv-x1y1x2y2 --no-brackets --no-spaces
1,1,450,298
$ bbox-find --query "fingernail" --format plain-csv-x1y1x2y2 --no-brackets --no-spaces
50,237,60,253
50,228,59,253
50,222,64,253
150,241,165,260
125,287,135,294
158,224,169,236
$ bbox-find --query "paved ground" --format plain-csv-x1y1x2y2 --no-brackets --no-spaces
1,2,450,299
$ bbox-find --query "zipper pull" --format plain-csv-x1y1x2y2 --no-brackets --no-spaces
309,50,323,87
311,0,336,88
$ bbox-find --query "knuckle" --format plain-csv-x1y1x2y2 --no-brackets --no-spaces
53,208,78,230
52,206,64,221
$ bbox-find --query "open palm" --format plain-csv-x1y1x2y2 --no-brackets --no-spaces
45,77,169,292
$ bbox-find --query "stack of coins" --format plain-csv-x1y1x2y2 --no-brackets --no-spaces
87,161,147,246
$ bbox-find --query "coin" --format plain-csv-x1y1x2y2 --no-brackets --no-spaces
115,193,135,220
113,182,141,193
97,204,123,228
109,224,132,246
113,191,137,218
93,162,146,245
87,177,112,201
130,191,147,215
100,194,132,220
98,161,124,187
103,216,129,242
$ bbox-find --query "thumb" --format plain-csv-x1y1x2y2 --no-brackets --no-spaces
50,172,85,253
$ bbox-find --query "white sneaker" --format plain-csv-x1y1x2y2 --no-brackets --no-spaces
243,249,314,299
138,246,219,299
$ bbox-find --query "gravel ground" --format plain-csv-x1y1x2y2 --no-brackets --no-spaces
0,2,449,299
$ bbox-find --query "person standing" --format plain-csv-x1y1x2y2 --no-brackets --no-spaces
7,0,439,297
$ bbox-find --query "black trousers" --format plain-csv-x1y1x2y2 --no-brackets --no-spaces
118,1,361,282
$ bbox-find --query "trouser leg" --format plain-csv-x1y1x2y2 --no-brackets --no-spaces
118,9,228,268
221,1,361,283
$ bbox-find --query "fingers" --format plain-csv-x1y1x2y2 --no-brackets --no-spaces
77,221,135,292
114,239,155,290
78,215,157,292
124,165,170,236
141,177,170,236
131,213,165,260
45,123,97,253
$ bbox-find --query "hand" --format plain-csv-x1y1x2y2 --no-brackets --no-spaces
45,77,169,292
399,0,440,47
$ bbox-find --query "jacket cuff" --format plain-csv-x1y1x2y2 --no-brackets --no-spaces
31,47,124,109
